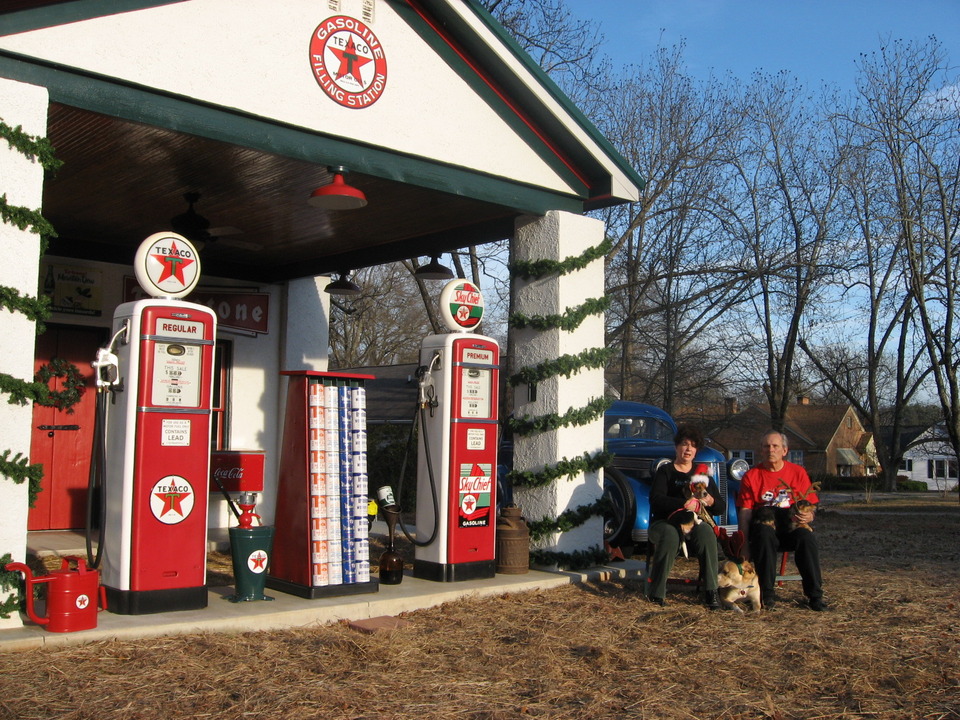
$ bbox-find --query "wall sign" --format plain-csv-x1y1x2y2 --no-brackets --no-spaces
309,15,387,109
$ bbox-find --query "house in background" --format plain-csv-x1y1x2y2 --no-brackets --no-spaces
898,424,959,491
708,397,878,478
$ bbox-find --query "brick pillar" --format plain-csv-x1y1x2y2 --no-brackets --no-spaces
511,211,606,558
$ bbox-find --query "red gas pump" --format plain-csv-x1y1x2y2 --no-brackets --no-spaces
98,232,217,614
413,280,499,582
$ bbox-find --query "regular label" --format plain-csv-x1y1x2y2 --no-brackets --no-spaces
161,418,191,446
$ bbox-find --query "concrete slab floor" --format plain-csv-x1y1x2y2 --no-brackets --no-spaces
1,532,646,652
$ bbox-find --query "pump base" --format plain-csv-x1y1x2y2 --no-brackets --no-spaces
104,585,207,615
413,558,496,582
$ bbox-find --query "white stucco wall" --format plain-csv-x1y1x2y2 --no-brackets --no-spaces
0,0,581,196
511,211,606,557
0,77,48,628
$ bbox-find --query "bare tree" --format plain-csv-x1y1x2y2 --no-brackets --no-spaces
830,37,960,492
596,44,751,410
724,71,846,428
328,263,434,368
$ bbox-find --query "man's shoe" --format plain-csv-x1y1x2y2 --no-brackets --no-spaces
704,590,720,611
808,597,826,612
762,591,777,610
647,595,665,607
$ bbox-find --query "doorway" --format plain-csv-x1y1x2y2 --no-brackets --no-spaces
28,325,105,530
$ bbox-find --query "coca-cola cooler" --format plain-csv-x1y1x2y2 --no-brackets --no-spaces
210,451,266,495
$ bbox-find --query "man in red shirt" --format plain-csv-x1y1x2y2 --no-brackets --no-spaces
738,431,825,611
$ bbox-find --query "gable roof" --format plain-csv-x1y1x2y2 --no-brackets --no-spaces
0,0,643,282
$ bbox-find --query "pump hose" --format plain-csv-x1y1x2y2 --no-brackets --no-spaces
395,402,441,547
85,389,108,569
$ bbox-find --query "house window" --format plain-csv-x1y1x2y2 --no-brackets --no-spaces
210,340,232,450
846,415,852,428
731,450,754,466
900,459,913,472
788,450,804,465
951,460,959,479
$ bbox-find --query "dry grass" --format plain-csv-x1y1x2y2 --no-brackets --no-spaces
2,496,959,719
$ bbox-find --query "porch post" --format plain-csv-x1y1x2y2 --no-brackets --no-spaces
0,78,49,628
511,210,606,559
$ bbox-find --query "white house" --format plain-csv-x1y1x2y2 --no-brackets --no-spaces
0,0,643,627
900,424,959,491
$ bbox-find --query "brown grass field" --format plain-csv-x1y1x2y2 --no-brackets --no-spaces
0,494,958,719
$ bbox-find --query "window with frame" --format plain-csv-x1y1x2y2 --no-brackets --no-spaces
788,450,804,465
899,458,913,472
731,450,754,466
210,340,232,450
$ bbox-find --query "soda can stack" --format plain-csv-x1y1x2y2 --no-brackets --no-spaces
324,383,343,586
337,387,357,583
307,382,329,587
350,386,370,582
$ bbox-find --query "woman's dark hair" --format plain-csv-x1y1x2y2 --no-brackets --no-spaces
673,424,703,449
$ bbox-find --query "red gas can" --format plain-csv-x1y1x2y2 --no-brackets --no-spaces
5,556,107,632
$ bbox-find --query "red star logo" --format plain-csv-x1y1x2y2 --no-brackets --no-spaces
463,496,476,513
76,594,90,609
250,551,268,570
155,489,191,516
332,36,371,84
151,241,194,285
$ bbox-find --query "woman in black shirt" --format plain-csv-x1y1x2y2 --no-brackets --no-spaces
646,424,725,609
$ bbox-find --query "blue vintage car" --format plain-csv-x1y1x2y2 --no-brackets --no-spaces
498,400,748,556
602,400,747,555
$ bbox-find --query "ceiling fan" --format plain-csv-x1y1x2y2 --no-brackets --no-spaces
170,192,261,251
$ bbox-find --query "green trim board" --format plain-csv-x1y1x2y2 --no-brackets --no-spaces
392,0,591,199
0,51,584,216
0,0,185,37
415,0,646,196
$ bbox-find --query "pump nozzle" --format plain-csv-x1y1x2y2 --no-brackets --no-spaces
92,347,120,389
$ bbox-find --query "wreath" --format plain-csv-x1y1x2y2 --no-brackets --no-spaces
35,357,85,411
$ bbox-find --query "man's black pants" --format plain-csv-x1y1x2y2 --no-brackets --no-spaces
749,517,823,600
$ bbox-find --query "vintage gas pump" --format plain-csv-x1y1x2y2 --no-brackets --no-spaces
413,279,499,582
98,232,217,614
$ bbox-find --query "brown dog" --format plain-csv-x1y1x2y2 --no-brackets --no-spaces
717,560,761,612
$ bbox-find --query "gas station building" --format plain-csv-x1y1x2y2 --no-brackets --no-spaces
0,0,642,628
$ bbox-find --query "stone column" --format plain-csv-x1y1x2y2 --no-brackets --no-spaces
0,78,49,628
511,210,606,557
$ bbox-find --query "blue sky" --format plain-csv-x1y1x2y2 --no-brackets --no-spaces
579,0,960,90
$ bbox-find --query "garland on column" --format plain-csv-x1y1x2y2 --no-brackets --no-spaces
0,117,62,618
508,238,613,570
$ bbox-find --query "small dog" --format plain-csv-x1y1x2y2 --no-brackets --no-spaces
683,464,716,529
717,560,761,612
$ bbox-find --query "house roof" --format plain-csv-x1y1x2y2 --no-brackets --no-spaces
0,0,643,283
709,402,862,454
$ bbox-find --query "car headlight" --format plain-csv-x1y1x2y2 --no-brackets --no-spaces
654,457,672,475
728,458,750,482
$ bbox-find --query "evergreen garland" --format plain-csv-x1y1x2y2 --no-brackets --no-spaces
507,449,612,489
0,286,50,327
0,116,63,615
510,237,612,280
507,233,615,563
506,396,611,437
0,554,19,619
509,296,610,332
0,451,43,508
509,347,614,387
0,120,62,171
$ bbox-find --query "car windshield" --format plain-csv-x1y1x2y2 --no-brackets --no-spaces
604,415,674,442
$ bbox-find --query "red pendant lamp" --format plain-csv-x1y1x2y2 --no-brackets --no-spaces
308,166,367,210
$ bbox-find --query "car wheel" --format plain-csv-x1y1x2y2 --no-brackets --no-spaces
603,466,637,556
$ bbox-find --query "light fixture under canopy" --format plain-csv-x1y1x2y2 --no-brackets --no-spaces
308,166,367,210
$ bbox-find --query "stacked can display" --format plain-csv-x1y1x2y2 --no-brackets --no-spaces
307,380,370,588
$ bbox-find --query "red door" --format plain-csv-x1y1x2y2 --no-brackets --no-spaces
28,326,104,530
